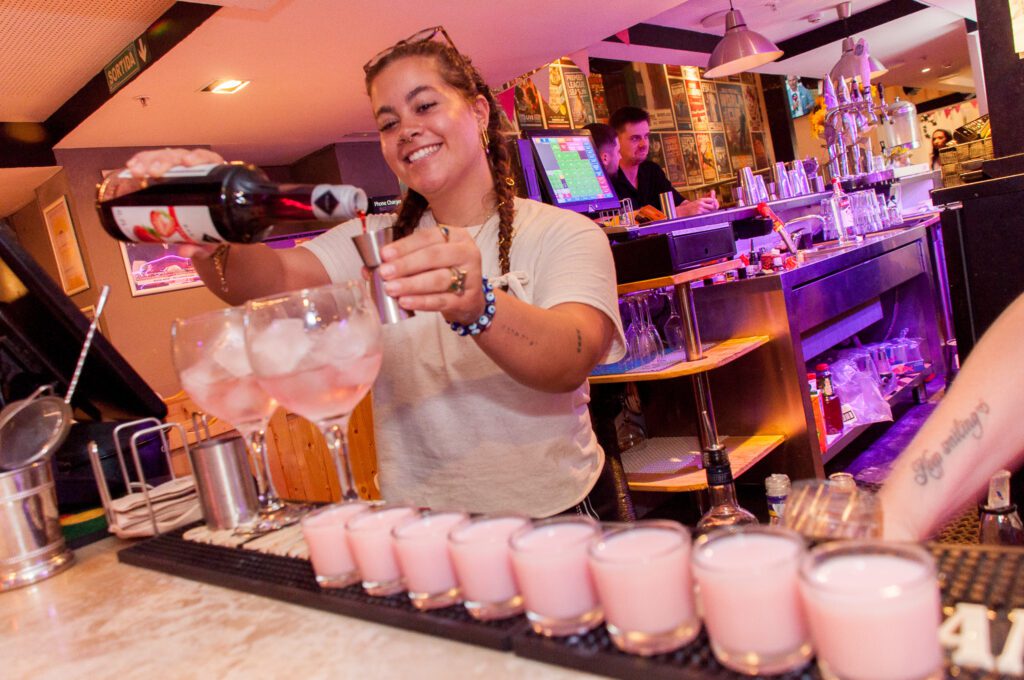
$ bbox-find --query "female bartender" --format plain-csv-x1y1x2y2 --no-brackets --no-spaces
126,28,626,517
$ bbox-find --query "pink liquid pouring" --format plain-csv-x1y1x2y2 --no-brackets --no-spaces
393,511,467,597
692,531,809,661
510,521,600,621
589,525,695,636
346,506,416,590
181,373,277,431
800,550,942,680
449,516,528,605
300,501,369,585
258,351,382,423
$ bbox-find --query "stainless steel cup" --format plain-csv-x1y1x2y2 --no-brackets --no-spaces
352,227,413,325
658,192,678,219
189,435,260,531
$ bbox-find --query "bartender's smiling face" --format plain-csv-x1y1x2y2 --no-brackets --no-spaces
619,120,650,167
370,55,489,200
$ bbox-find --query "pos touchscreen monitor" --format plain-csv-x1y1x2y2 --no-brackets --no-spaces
524,130,620,214
0,221,166,421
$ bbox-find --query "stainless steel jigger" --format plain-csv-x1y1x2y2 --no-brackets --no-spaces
351,226,413,324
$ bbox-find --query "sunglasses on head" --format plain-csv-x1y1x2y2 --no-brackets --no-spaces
363,25,459,74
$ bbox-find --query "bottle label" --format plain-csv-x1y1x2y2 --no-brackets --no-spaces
767,494,787,524
108,205,222,244
312,185,356,221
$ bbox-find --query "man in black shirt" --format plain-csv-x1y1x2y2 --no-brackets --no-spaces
609,106,718,217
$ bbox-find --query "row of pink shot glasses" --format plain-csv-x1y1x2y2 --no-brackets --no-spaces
302,504,943,679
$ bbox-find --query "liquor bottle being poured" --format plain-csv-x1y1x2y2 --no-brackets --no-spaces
97,162,368,245
978,470,1024,546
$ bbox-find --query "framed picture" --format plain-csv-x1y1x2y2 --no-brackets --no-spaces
42,196,90,296
119,241,204,296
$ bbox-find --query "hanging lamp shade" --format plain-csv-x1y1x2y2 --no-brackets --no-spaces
703,8,783,79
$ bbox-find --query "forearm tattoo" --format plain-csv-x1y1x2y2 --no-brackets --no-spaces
912,399,990,486
501,324,537,347
576,328,582,354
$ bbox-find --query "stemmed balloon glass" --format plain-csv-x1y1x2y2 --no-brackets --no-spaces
244,280,383,502
171,306,304,530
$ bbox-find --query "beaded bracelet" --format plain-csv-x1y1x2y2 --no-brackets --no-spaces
450,277,496,336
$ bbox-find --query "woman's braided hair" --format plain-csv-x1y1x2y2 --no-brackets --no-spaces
364,41,516,275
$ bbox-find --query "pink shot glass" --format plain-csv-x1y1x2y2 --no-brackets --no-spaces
447,514,530,621
392,509,469,610
300,501,372,588
345,504,417,596
509,515,603,637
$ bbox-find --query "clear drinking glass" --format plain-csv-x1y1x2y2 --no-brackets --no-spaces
171,306,304,530
392,509,468,610
244,280,382,502
639,292,664,358
781,478,883,542
662,288,686,355
448,514,530,621
691,525,812,675
588,521,699,656
510,516,603,636
799,541,943,680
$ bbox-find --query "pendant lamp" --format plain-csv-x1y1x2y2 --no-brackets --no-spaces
703,1,783,79
829,3,887,84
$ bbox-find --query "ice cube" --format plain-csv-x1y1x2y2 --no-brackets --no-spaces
316,314,381,366
248,318,314,375
179,358,221,404
209,324,252,377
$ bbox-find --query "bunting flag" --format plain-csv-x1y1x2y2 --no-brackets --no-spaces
568,49,590,78
615,29,630,45
529,65,551,99
496,88,517,126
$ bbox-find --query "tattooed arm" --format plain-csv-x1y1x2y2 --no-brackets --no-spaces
880,293,1024,541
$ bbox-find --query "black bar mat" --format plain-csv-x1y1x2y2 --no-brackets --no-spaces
117,524,526,651
511,543,1024,680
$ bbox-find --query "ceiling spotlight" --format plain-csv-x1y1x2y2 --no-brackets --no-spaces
201,79,251,94
921,67,931,73
703,0,783,78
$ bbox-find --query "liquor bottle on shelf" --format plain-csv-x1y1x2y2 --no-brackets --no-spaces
97,162,368,244
807,373,829,453
816,363,845,436
696,462,759,535
978,470,1024,546
765,474,791,526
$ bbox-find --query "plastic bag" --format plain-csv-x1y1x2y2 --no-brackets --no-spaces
829,358,893,426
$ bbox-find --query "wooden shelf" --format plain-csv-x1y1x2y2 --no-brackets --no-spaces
821,364,932,464
616,258,744,296
589,336,769,384
621,434,785,492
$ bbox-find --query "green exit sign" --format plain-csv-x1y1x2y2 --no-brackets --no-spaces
104,37,150,94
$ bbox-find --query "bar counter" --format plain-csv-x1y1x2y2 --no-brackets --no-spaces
3,538,595,679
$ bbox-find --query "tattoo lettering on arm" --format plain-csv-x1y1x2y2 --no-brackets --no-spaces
912,399,990,486
501,324,537,347
576,328,582,354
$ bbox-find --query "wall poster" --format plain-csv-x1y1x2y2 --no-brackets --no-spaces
718,83,753,170
661,133,687,184
647,133,666,169
588,73,610,123
668,78,692,131
744,83,765,132
678,133,704,186
545,63,571,128
702,82,724,132
753,131,771,170
561,60,596,128
513,76,546,129
696,133,718,183
645,65,676,130
711,132,733,178
686,78,708,131
42,196,89,296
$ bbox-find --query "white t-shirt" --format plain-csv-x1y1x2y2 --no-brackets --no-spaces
301,197,626,517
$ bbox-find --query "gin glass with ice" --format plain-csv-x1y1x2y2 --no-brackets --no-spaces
244,280,382,501
171,306,302,528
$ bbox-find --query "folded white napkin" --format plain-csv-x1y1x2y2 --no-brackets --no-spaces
109,476,202,539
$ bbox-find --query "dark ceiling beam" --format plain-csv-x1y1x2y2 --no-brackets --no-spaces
775,0,929,60
603,24,721,53
0,1,220,169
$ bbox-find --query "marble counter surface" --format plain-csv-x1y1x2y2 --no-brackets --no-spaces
2,538,599,680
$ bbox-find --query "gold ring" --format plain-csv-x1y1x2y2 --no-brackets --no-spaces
438,225,451,242
447,267,467,295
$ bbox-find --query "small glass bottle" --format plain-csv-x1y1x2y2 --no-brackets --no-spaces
696,464,759,535
765,474,791,525
979,470,1024,546
816,363,845,435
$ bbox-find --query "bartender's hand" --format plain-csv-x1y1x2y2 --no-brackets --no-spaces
123,148,226,258
378,225,485,327
678,196,719,216
125,147,225,179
